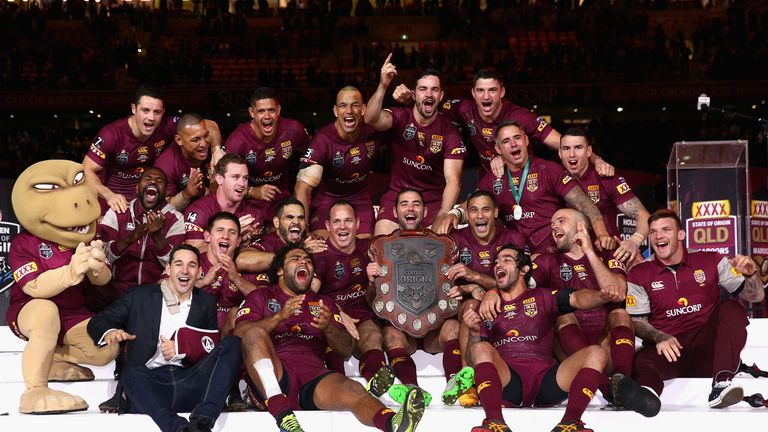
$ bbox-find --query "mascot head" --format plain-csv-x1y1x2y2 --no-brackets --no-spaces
11,160,100,249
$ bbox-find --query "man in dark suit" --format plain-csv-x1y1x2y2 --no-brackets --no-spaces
88,244,242,432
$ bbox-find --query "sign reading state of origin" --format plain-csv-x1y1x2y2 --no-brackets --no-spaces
368,229,458,337
685,199,738,256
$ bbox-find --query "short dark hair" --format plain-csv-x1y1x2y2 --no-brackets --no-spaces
169,244,201,265
414,68,442,88
396,188,424,206
648,209,683,231
206,211,241,234
495,119,523,142
328,199,358,222
268,243,311,284
276,197,306,218
562,127,587,139
467,190,497,208
134,85,162,105
497,243,532,284
176,113,204,134
472,68,504,88
140,166,167,184
214,153,246,177
250,87,279,107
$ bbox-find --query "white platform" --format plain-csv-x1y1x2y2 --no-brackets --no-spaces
1,320,768,432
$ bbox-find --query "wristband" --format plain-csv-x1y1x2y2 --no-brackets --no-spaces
630,232,645,244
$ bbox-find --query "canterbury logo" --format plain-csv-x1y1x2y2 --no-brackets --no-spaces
477,381,492,393
677,298,688,306
582,388,594,399
615,338,634,346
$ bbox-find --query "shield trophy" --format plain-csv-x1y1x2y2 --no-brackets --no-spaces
368,229,459,338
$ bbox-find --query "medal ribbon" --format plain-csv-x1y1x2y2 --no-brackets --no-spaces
505,157,531,205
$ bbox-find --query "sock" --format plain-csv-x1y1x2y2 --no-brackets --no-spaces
372,407,396,432
563,368,603,422
360,349,387,382
442,339,462,380
558,323,588,356
474,362,504,420
610,326,635,376
253,359,282,398
324,348,346,375
266,394,292,420
387,348,418,386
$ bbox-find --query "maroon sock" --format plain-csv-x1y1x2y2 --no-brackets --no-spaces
387,348,418,385
360,349,387,382
610,325,636,376
474,362,504,420
324,349,346,375
266,394,292,420
558,323,588,356
442,339,462,380
563,368,602,422
372,407,396,432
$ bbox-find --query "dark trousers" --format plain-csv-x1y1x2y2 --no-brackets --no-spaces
121,335,242,432
633,299,748,395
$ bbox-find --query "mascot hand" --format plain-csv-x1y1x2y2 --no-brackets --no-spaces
87,240,107,271
70,242,92,279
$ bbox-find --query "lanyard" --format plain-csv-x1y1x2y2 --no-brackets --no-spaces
505,158,531,205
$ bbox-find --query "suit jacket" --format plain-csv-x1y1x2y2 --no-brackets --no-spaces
87,284,218,367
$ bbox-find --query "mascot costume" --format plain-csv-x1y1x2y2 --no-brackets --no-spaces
6,160,119,414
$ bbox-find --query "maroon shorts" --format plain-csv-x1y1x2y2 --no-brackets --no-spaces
310,192,374,235
247,353,333,411
504,359,564,407
6,301,92,345
375,190,440,227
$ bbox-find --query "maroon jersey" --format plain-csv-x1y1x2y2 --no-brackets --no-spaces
452,225,526,275
198,251,245,312
313,239,372,321
626,250,744,336
478,157,578,254
386,107,466,202
252,231,287,253
183,194,264,241
223,118,308,207
153,143,211,198
86,116,178,200
441,99,554,176
531,251,626,331
235,284,344,359
6,232,94,341
572,164,636,238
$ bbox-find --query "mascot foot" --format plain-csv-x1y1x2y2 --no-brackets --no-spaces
48,361,94,382
19,387,89,414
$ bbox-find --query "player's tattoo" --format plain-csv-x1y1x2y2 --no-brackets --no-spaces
617,198,642,220
631,315,673,344
465,330,482,365
324,323,354,358
564,187,603,225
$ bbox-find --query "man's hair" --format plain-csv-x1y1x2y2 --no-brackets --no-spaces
214,153,246,177
396,188,424,206
497,243,532,284
140,166,167,184
169,244,201,265
268,243,311,284
472,68,504,88
206,211,241,234
648,209,683,231
328,199,358,221
414,68,442,88
495,119,523,143
134,85,162,105
467,190,497,208
250,87,279,107
176,113,204,134
336,86,365,103
562,127,588,139
276,196,305,218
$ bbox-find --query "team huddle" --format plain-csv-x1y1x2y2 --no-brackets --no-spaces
6,57,765,432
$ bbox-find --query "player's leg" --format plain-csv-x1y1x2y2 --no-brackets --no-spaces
555,313,588,357
467,340,514,432
374,219,399,236
311,373,425,432
457,299,481,407
708,299,748,408
383,325,418,385
424,318,471,405
356,319,395,397
551,344,607,431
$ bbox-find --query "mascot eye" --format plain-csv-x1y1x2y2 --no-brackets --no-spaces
33,183,60,191
73,171,85,185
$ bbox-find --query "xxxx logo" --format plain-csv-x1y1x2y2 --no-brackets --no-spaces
752,200,768,219
692,200,730,219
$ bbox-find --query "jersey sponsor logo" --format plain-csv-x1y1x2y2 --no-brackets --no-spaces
562,175,573,185
137,146,149,163
694,269,706,284
651,281,665,290
559,263,573,281
138,146,149,155
402,156,432,171
666,297,702,317
442,101,453,110
730,267,743,277
336,289,366,302
481,128,494,137
536,117,548,133
116,149,129,165
587,185,600,191
236,307,251,318
582,387,594,399
493,178,503,195
90,137,106,159
365,140,375,157
450,146,466,155
256,273,269,281
526,173,538,192
403,123,417,141
264,148,276,162
691,200,730,219
253,171,283,183
351,258,363,275
493,329,538,346
616,181,631,195
503,304,516,312
615,338,634,347
185,222,204,233
506,329,519,336
13,262,39,282
281,141,293,159
153,140,165,149
334,261,345,279
349,147,361,157
625,295,636,307
608,259,625,271
477,381,492,393
38,243,53,259
751,200,768,218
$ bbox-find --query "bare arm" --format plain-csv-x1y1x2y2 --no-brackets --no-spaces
236,247,275,273
83,156,128,213
363,53,396,131
564,186,613,249
631,315,672,344
295,164,322,215
614,197,651,262
205,119,225,169
568,288,610,311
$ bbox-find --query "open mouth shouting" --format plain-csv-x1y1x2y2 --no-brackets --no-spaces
295,264,310,286
495,267,508,284
654,239,670,256
233,184,246,198
261,118,275,135
288,224,303,242
217,240,231,256
420,97,436,115
336,228,351,244
142,120,156,135
176,273,193,289
480,99,494,115
342,115,357,130
553,228,566,244
474,219,489,235
142,184,160,208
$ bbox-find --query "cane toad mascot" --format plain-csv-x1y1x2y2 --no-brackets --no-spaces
6,160,119,414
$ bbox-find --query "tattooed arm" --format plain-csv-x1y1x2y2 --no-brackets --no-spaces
614,197,651,263
564,186,615,251
632,315,683,362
